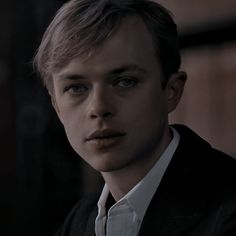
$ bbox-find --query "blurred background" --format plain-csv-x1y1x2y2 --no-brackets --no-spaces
0,0,235,235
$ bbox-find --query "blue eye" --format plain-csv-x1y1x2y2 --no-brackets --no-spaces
65,84,88,95
115,78,138,88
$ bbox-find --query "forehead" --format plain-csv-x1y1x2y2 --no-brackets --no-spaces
54,16,160,77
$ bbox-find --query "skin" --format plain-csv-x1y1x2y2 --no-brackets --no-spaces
51,16,186,201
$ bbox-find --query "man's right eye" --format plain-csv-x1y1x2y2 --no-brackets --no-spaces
64,84,88,95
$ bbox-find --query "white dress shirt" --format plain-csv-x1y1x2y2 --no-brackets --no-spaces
95,127,180,236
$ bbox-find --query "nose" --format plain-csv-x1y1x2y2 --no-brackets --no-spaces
87,86,115,120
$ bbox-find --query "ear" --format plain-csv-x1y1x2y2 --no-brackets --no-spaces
165,71,187,113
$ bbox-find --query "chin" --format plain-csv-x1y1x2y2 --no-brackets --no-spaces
89,159,127,173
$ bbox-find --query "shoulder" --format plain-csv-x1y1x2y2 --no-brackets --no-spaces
55,193,99,236
163,125,236,234
172,124,236,166
171,124,236,191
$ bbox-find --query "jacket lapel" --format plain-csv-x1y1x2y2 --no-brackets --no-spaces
138,183,206,236
84,206,97,236
139,125,211,236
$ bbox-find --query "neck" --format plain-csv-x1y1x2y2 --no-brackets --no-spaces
101,127,172,201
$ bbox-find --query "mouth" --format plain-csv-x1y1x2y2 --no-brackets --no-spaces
85,129,126,149
86,129,126,141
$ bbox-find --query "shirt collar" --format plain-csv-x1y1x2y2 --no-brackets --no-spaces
97,127,180,222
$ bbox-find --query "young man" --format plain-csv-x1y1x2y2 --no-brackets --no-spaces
34,0,236,235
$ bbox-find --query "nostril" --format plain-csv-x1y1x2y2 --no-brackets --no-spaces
90,114,98,119
103,112,112,118
89,112,113,119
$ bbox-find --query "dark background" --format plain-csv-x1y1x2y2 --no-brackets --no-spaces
0,0,235,236
1,1,89,235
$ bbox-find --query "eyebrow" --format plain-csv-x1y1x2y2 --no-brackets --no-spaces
108,65,148,76
57,74,86,81
57,64,148,81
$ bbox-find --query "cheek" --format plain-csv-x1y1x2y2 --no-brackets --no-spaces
63,121,86,157
57,106,84,143
56,97,82,126
127,92,167,139
130,89,166,121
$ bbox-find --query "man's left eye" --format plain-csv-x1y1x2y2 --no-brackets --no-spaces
115,78,138,88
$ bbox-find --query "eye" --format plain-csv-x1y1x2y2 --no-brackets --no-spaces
64,84,88,95
114,77,138,88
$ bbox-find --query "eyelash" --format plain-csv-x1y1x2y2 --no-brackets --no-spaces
63,77,138,95
64,84,88,95
113,77,138,88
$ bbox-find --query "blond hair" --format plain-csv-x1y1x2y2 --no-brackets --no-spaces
34,0,181,92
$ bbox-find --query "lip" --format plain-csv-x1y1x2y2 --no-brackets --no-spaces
85,129,126,149
86,129,126,141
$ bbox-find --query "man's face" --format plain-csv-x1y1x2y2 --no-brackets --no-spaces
52,16,177,173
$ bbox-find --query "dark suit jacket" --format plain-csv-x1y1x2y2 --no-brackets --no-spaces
56,125,236,236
